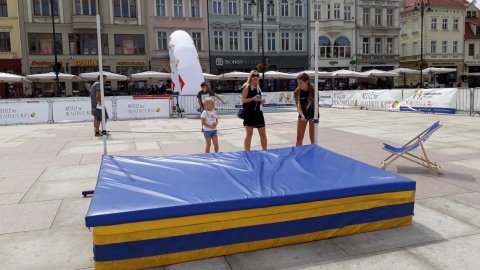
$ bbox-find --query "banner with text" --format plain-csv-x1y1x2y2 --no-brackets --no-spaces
116,99,170,119
400,88,458,114
0,102,49,124
53,100,113,122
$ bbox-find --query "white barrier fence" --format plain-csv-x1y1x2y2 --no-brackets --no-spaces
1,88,479,125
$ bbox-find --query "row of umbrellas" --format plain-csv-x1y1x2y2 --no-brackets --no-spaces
0,68,457,84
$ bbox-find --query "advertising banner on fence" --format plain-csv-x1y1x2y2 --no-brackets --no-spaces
319,91,333,107
0,102,49,124
234,92,295,108
355,90,402,111
332,90,357,108
52,99,112,122
116,98,170,119
400,88,458,114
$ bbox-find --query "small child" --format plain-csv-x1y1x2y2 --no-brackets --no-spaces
201,98,219,153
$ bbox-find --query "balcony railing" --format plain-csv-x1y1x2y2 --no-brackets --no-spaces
357,54,399,61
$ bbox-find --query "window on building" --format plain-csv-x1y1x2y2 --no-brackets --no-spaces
363,8,370,25
413,41,418,55
387,9,393,26
431,18,437,30
314,4,321,20
442,41,447,54
69,33,108,55
442,18,448,30
401,43,406,57
327,4,331,19
453,19,459,30
114,0,136,18
244,31,253,51
33,0,58,16
476,26,480,35
430,40,436,54
214,30,223,51
294,32,303,51
469,44,474,56
155,0,166,16
281,32,289,51
375,9,381,25
333,36,351,58
386,38,393,54
157,31,168,51
401,23,406,35
228,0,237,15
28,33,63,54
244,0,252,16
344,6,351,20
192,32,201,50
453,41,458,54
363,37,369,54
173,0,183,17
281,0,289,17
191,0,200,17
467,11,477,18
114,34,145,55
267,32,275,51
213,0,222,15
267,4,274,16
319,36,331,58
229,31,239,51
334,4,340,19
294,1,302,17
412,20,418,32
0,32,11,52
75,0,96,15
0,0,7,17
374,38,381,54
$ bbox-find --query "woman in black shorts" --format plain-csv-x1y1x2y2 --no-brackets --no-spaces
294,72,316,146
241,70,267,151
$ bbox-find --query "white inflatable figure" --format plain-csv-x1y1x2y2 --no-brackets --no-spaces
168,30,204,114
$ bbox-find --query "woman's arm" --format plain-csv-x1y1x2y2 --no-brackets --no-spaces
242,86,259,103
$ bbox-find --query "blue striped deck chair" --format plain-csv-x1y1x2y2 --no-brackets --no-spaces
381,121,443,174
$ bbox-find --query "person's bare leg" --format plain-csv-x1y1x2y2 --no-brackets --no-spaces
205,138,212,153
94,119,101,133
244,127,254,151
258,127,267,150
296,120,307,146
308,120,315,144
212,137,219,153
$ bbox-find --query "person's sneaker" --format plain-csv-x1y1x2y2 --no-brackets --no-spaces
94,132,102,137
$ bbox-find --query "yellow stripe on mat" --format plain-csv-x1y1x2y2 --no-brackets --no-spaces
94,216,412,270
93,192,415,245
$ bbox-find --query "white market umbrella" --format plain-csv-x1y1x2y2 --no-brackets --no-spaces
361,69,399,77
26,72,81,82
296,70,335,78
333,69,369,78
391,68,420,86
263,71,297,79
203,73,219,80
129,71,171,80
219,71,249,80
0,72,30,83
422,68,456,87
79,71,127,81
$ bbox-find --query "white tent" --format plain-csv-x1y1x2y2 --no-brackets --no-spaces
26,72,81,82
129,71,171,80
296,70,335,78
422,67,456,75
79,71,127,81
263,71,297,79
218,71,249,80
333,69,369,78
0,72,30,83
203,73,220,80
361,69,399,77
391,68,420,86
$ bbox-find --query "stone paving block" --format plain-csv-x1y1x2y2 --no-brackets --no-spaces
450,159,480,172
0,153,82,171
0,192,24,205
165,257,230,270
417,196,480,229
52,198,92,228
0,225,93,270
330,204,480,256
38,164,100,182
0,200,61,234
446,192,480,209
410,176,472,200
134,141,161,151
405,234,480,270
22,178,97,202
225,240,347,270
0,176,40,195
280,249,435,270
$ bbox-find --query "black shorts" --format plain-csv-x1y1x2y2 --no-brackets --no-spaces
94,108,109,121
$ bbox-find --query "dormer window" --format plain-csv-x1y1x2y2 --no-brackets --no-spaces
467,11,477,18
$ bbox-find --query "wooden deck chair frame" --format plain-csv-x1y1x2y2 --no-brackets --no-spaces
381,121,443,174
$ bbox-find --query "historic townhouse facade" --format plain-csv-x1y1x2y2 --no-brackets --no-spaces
0,0,22,98
148,0,210,73
208,0,309,90
399,0,466,86
463,3,480,75
19,0,149,95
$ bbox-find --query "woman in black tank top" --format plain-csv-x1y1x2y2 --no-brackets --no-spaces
241,70,267,151
294,73,317,146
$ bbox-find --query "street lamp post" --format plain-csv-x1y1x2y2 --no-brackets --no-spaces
249,0,274,91
414,0,432,88
50,0,61,96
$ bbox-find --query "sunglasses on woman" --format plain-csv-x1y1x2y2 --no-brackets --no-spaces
251,74,260,77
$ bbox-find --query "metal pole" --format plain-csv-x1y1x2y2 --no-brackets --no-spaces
314,20,319,145
96,14,107,155
261,1,265,91
420,2,424,87
50,0,60,96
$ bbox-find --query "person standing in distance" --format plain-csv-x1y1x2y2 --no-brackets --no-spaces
90,75,109,137
294,73,316,146
241,70,267,151
197,82,226,112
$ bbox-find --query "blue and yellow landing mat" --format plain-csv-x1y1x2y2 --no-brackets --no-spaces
86,145,415,270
